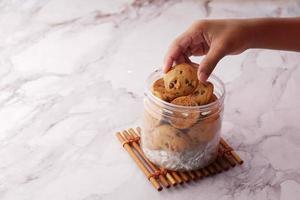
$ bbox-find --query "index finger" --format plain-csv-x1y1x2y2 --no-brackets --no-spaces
163,35,192,73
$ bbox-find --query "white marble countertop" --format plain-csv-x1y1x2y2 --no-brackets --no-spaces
1,0,300,199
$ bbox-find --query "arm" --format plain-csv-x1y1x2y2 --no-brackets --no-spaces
163,17,300,82
247,17,300,51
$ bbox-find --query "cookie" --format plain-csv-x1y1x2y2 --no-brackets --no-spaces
208,94,218,103
171,95,198,106
169,96,200,129
198,93,220,119
190,81,214,105
164,63,198,96
149,124,191,152
152,78,178,102
188,116,221,143
143,109,161,132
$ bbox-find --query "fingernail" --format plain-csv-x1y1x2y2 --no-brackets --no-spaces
198,72,208,82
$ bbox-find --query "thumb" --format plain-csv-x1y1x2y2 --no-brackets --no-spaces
198,45,225,82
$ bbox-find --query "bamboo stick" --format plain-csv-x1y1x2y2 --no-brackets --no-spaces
178,172,190,182
171,171,183,184
219,145,236,167
128,128,140,137
206,165,216,175
128,128,177,186
211,161,222,173
194,170,203,179
165,172,177,186
223,152,236,167
123,131,170,188
116,132,162,191
187,171,197,180
200,168,210,177
216,157,230,171
220,138,243,165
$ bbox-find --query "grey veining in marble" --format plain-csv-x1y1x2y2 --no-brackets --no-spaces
0,0,300,199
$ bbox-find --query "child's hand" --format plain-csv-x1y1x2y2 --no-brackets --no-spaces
163,19,251,82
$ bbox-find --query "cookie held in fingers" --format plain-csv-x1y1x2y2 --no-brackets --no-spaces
164,63,198,96
191,81,214,105
152,78,179,102
169,96,200,129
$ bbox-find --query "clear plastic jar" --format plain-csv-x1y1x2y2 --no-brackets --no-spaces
141,69,225,171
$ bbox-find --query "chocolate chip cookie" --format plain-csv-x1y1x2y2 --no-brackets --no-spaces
209,93,218,103
163,63,198,96
149,124,191,152
190,81,214,105
187,116,221,143
169,96,200,129
152,78,179,102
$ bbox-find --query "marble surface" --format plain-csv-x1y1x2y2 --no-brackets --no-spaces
0,0,300,199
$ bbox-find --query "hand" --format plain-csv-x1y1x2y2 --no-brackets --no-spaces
163,19,251,82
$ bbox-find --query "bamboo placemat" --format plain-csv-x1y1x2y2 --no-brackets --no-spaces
116,127,243,191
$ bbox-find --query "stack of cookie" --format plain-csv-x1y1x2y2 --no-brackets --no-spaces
152,63,216,106
152,63,217,130
142,63,221,171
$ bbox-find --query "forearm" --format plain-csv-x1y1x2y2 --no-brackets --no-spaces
246,17,300,51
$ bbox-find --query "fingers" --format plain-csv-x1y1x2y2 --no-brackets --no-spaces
163,35,192,73
163,56,174,73
197,44,225,82
175,54,192,65
175,55,187,65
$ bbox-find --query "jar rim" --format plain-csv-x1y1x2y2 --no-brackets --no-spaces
145,69,225,112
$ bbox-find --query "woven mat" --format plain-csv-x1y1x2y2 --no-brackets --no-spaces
116,127,243,191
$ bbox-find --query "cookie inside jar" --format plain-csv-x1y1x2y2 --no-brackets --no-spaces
142,64,225,171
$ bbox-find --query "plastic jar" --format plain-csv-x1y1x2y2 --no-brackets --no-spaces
141,69,225,171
